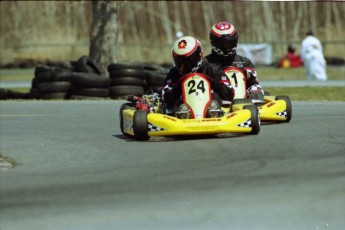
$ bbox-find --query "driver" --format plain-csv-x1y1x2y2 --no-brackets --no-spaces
205,22,265,101
162,36,235,117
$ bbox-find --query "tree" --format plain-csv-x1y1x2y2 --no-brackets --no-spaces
89,1,119,74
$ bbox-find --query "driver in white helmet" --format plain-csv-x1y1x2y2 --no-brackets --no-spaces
162,36,235,116
205,22,265,102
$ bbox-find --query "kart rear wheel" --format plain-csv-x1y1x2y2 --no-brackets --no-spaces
133,110,150,141
119,103,135,135
243,105,260,135
275,95,292,122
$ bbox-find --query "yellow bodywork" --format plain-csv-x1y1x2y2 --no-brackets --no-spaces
259,97,288,121
121,108,253,137
121,95,288,138
231,96,289,122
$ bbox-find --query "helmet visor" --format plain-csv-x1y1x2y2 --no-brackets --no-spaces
173,49,202,75
212,37,237,52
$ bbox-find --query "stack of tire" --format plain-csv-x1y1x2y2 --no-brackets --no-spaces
143,63,169,92
69,56,110,100
31,63,74,99
31,56,110,100
107,62,169,99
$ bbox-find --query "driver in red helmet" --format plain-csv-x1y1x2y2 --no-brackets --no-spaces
205,22,265,102
162,36,235,116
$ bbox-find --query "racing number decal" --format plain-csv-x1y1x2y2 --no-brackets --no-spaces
224,68,247,99
230,73,238,85
182,73,212,118
187,80,206,94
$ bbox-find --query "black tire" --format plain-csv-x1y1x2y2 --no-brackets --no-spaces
108,62,145,72
0,89,31,100
109,68,146,79
70,72,110,88
39,92,67,100
36,70,72,83
133,110,150,141
75,56,104,74
53,71,74,81
37,81,72,93
243,105,260,135
71,87,109,97
275,95,292,122
34,65,54,77
119,103,135,135
36,71,54,83
138,63,169,73
68,95,107,100
29,88,40,99
31,77,38,89
145,71,166,86
110,76,146,86
109,85,145,97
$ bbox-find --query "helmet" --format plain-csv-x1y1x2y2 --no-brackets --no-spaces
209,22,238,57
172,36,203,75
288,42,296,53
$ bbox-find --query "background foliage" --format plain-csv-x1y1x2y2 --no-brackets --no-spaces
0,1,344,65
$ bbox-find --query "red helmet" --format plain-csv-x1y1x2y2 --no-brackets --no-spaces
209,22,238,57
172,36,204,75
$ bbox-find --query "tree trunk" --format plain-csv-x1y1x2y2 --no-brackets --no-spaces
159,1,173,46
89,1,119,74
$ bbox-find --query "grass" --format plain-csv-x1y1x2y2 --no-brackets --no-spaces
256,65,345,80
3,87,30,93
265,87,345,101
0,69,34,81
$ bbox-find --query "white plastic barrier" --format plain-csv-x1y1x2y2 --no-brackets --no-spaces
237,43,272,65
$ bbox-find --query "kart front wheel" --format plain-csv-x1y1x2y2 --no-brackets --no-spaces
133,110,150,141
119,103,135,135
275,95,292,122
243,105,260,135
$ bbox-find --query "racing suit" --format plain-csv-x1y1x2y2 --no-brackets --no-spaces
205,51,265,99
162,58,235,108
301,35,327,81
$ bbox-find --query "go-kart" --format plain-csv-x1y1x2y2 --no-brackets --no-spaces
119,73,260,141
223,67,292,122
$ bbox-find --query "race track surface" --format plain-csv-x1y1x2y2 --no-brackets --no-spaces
0,100,344,230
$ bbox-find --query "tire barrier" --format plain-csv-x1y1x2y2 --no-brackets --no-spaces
75,56,104,74
107,62,169,98
0,89,32,100
31,65,74,99
1,56,171,100
69,73,110,99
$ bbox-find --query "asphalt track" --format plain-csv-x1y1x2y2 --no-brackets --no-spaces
0,100,344,230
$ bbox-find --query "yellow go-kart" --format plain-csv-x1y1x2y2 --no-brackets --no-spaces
119,73,260,141
223,67,292,123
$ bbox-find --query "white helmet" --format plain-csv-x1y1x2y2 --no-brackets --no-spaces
171,36,204,75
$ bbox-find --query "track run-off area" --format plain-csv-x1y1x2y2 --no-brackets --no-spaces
0,99,344,230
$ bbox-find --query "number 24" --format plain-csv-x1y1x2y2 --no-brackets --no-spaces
188,80,205,94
